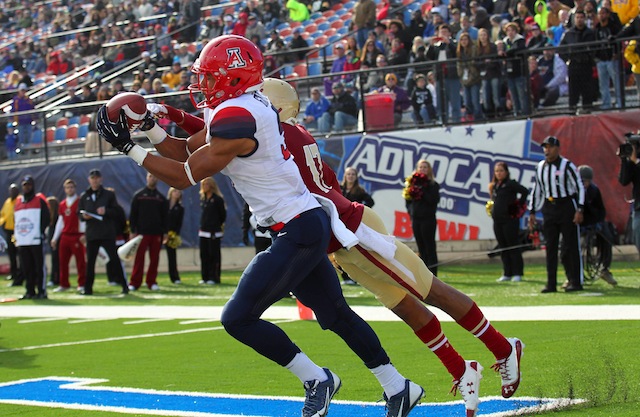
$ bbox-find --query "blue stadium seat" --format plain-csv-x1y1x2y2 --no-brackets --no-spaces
310,12,322,20
31,129,43,144
328,35,341,44
337,26,349,35
335,9,347,16
282,65,294,76
344,1,355,8
276,22,290,30
327,15,340,22
308,32,323,40
78,123,89,139
318,22,330,31
308,62,323,76
68,116,80,125
54,126,67,141
284,35,293,43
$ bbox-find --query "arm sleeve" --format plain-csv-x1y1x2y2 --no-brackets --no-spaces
52,216,64,242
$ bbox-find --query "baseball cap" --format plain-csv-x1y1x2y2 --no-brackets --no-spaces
332,81,344,89
541,136,560,147
531,23,540,31
161,45,170,52
149,63,157,70
18,83,27,90
385,73,398,82
224,15,233,22
335,43,344,49
89,169,102,177
22,175,34,185
524,16,535,25
141,51,150,58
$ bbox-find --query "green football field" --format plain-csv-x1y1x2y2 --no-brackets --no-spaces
0,262,638,416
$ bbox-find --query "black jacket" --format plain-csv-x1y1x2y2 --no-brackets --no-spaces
168,202,184,234
491,179,529,223
583,183,606,225
328,92,358,118
619,158,640,211
341,185,374,207
200,193,226,235
130,187,168,235
503,34,526,78
406,180,440,220
78,186,119,242
426,40,459,79
560,26,596,68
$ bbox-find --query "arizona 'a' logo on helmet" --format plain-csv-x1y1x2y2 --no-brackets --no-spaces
189,35,264,109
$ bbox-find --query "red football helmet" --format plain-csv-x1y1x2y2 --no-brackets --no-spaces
189,35,264,109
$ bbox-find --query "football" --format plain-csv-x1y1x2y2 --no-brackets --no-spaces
106,92,148,131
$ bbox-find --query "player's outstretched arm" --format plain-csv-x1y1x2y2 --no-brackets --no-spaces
134,103,205,162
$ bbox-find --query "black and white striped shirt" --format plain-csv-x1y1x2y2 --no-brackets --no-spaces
528,156,585,213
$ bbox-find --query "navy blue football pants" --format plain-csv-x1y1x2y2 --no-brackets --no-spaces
221,207,390,369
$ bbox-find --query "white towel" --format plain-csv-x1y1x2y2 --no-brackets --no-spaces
355,222,397,261
312,194,359,250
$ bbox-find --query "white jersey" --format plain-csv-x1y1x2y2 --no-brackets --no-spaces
204,92,319,227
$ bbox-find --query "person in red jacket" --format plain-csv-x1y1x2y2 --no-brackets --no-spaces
46,51,74,75
51,179,86,292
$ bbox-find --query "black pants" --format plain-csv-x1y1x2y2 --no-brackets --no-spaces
412,216,439,277
3,228,22,284
166,246,180,282
542,199,583,288
19,244,45,296
50,246,59,285
200,237,221,283
85,239,127,293
568,66,595,108
493,218,524,276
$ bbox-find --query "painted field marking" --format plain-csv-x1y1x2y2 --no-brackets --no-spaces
17,317,69,324
0,377,585,417
123,319,173,325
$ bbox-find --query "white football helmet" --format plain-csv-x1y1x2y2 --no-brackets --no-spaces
261,78,300,124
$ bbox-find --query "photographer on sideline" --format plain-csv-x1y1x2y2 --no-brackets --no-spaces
618,133,640,257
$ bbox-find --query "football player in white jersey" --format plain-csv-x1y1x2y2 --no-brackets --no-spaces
96,35,423,417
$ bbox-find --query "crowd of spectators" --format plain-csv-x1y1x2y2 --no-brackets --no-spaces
2,0,640,152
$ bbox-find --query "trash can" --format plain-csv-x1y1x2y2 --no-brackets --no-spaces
364,92,395,132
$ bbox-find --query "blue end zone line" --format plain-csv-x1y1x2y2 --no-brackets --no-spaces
0,377,586,417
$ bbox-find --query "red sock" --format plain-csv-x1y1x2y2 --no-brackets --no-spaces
457,303,511,360
416,317,465,380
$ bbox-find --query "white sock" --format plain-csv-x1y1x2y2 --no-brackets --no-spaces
370,363,406,397
285,352,327,384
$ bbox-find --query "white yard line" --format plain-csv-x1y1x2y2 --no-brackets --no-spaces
1,304,639,321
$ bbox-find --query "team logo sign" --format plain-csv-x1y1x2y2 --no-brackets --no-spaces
0,377,583,416
227,47,246,69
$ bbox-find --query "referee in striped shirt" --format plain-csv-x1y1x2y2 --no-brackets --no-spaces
528,136,585,293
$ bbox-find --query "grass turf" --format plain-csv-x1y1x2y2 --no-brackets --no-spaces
0,262,638,416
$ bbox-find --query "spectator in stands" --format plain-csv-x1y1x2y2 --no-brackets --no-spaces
471,1,492,31
410,73,437,126
17,9,33,29
319,82,359,133
156,45,173,67
431,0,449,22
376,73,410,126
363,53,388,92
583,1,597,28
536,46,568,107
222,14,235,35
387,19,412,53
18,68,32,88
303,87,331,131
151,78,167,95
548,9,569,46
559,10,596,112
408,10,428,42
138,78,152,95
528,56,544,108
0,183,21,284
111,79,126,95
490,14,504,42
477,28,502,117
147,63,163,83
323,43,348,96
594,7,622,110
96,85,113,101
457,33,484,120
448,9,462,37
386,38,409,78
175,43,194,67
162,61,184,90
343,50,362,85
360,38,384,67
406,38,429,93
250,34,266,52
128,173,168,292
136,0,155,19
372,22,388,53
426,24,462,123
353,0,377,48
500,22,529,116
289,27,309,61
526,23,548,49
547,0,570,28
262,1,281,31
532,0,549,32
624,40,640,102
6,70,22,89
245,13,266,43
182,0,203,42
456,14,479,41
46,51,74,75
232,12,249,37
12,84,34,146
140,51,156,70
200,16,223,41
286,0,310,22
